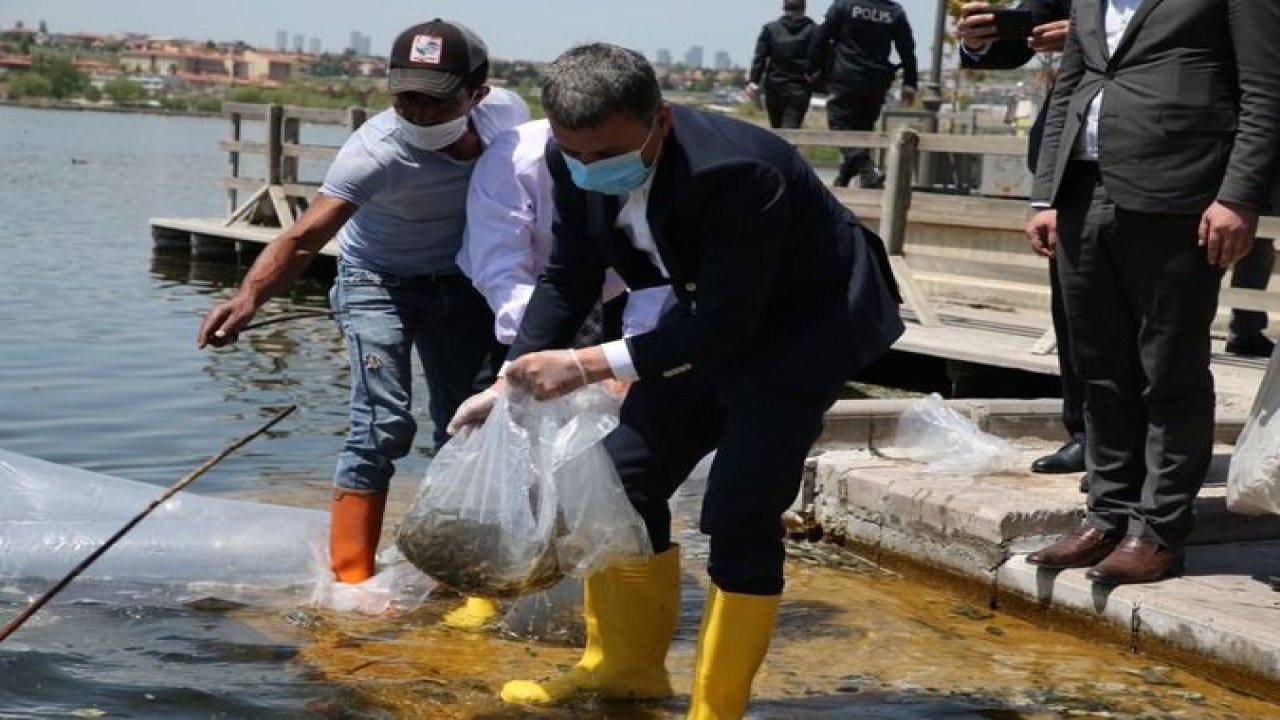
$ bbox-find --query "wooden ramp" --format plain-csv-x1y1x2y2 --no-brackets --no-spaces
898,301,1268,415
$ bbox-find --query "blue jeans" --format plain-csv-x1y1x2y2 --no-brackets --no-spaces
330,262,502,493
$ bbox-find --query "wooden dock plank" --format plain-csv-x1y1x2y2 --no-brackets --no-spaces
150,217,338,256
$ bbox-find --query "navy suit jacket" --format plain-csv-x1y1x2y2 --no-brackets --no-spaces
509,105,903,394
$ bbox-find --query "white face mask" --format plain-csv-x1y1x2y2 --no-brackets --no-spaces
396,113,470,151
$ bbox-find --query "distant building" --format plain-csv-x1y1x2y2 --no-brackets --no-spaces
292,33,304,53
684,45,704,69
656,48,672,67
119,47,227,76
275,30,287,52
309,37,321,56
241,50,306,83
713,51,731,71
348,30,372,56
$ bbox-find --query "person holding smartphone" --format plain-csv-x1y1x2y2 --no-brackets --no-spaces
957,2,1087,482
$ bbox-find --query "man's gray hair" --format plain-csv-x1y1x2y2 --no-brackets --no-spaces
541,44,662,130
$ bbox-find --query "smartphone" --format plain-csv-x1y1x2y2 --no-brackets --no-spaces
990,8,1034,40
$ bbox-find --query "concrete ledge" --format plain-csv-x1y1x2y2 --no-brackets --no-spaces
810,444,1280,692
821,397,1247,448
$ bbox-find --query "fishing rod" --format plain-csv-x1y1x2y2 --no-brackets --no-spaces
0,405,297,644
243,309,339,331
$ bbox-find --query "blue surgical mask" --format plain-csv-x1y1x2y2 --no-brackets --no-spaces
563,119,660,195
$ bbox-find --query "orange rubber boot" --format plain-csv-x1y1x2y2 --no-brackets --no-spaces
330,490,387,583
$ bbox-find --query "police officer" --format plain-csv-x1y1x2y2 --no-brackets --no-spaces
809,0,918,188
746,0,819,129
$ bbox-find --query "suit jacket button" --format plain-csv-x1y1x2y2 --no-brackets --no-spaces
684,283,697,292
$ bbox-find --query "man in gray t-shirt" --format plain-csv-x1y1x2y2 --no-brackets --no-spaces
197,19,528,586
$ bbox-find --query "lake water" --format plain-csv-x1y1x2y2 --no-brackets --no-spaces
1,105,1276,719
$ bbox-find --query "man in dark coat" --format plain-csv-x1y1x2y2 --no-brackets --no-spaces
449,42,902,718
747,0,819,129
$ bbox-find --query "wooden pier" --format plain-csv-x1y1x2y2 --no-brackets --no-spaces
150,103,1280,411
151,102,358,262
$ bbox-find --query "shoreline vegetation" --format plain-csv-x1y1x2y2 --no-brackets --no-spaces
3,94,843,166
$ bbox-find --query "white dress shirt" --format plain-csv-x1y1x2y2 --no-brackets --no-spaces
460,119,672,344
1076,0,1142,160
600,172,674,382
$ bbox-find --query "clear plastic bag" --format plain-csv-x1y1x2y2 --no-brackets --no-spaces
0,449,326,606
394,385,651,599
0,449,436,613
310,545,437,615
1228,350,1280,515
885,393,1021,476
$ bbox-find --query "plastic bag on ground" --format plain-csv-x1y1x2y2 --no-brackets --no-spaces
884,393,1021,476
0,449,324,607
309,545,437,615
1228,348,1280,515
394,385,651,599
0,448,436,613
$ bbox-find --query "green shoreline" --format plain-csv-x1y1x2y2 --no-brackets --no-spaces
0,98,221,120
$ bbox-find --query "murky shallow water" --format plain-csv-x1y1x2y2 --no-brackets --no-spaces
1,105,1277,719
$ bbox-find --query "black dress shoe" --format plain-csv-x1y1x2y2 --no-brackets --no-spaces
1031,439,1086,474
1226,334,1275,358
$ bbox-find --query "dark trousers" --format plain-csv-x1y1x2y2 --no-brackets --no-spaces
1048,256,1086,440
826,87,884,182
604,368,837,596
1055,162,1222,547
1229,237,1275,338
764,81,811,129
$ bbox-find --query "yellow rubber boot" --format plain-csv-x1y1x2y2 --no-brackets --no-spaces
500,545,681,705
329,490,387,583
687,585,781,720
441,596,500,630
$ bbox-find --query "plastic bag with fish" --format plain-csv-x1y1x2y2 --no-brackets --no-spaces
394,386,651,598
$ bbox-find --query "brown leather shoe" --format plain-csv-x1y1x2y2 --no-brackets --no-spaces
1086,537,1185,585
1026,527,1121,569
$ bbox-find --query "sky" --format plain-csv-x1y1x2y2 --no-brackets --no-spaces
0,0,945,70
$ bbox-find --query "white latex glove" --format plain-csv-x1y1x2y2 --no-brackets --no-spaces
505,349,592,401
446,388,500,436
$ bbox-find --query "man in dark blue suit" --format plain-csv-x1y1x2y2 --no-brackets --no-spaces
449,43,902,719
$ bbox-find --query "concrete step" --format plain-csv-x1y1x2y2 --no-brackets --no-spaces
809,444,1280,690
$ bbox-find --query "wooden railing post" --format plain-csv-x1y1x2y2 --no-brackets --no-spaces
879,126,917,256
281,114,300,184
264,104,296,228
266,104,283,186
347,106,368,132
226,110,242,215
878,126,941,327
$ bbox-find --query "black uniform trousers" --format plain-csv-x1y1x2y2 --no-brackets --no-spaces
825,85,885,182
604,364,838,596
764,80,812,129
1229,237,1275,338
1055,161,1222,548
